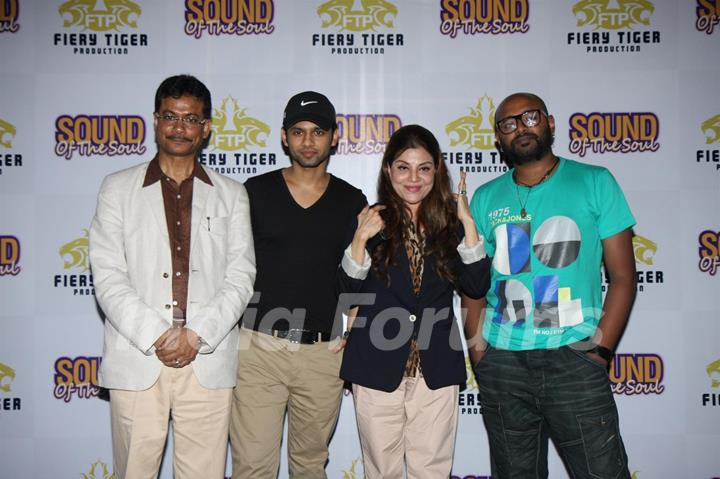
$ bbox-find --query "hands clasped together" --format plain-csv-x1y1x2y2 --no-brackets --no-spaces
154,326,200,368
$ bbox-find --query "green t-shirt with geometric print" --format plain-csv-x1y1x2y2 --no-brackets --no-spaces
470,157,635,350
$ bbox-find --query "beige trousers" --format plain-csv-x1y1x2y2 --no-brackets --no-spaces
109,364,233,479
353,377,459,479
230,327,344,479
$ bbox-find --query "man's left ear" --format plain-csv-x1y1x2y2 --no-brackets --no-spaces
548,114,555,135
331,128,339,147
203,120,212,139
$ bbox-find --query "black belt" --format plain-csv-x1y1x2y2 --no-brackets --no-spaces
255,327,332,344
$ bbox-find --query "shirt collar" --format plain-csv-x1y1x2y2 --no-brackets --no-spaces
143,156,213,187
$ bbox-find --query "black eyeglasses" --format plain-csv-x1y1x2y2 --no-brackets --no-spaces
154,113,208,128
495,109,546,134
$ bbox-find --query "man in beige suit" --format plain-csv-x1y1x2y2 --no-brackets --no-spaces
89,74,255,479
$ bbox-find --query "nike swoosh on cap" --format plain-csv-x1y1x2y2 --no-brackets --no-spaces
300,100,318,106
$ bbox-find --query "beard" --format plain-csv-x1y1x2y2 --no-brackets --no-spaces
501,127,554,167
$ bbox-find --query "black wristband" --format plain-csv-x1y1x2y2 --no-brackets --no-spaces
588,344,614,362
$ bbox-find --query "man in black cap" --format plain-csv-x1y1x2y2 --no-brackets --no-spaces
229,91,366,478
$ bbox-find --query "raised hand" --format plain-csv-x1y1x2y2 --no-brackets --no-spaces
355,204,386,242
456,171,472,225
351,204,386,264
455,171,479,247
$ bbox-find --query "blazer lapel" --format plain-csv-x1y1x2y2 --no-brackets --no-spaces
190,177,212,257
140,181,170,248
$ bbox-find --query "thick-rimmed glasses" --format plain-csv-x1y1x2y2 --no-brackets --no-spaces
495,109,546,134
154,112,208,128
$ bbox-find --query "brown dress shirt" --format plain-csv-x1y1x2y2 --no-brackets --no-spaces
142,157,213,323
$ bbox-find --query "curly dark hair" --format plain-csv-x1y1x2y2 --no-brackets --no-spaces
371,124,461,285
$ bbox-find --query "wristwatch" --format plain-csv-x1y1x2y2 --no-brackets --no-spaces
587,343,614,362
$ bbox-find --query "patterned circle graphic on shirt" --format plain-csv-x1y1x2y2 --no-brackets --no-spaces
492,222,531,275
532,216,581,269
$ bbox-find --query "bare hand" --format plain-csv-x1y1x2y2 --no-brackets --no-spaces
455,171,472,225
330,335,348,354
155,327,200,368
354,204,386,244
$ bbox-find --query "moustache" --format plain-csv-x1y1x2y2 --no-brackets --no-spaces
512,133,539,145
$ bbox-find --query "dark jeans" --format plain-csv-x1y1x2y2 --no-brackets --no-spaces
474,345,630,479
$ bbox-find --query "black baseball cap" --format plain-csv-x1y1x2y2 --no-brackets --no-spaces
282,91,337,131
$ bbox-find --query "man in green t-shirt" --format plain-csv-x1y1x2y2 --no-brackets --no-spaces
466,92,636,479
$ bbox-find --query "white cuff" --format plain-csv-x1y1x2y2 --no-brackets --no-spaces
341,245,371,280
457,235,487,264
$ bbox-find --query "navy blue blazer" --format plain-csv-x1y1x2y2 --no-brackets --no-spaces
338,234,490,392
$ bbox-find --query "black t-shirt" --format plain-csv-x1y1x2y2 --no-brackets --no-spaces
243,169,367,335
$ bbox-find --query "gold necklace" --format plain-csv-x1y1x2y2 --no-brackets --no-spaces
513,157,559,219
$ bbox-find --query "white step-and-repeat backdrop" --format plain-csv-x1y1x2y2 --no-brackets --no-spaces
1,1,719,478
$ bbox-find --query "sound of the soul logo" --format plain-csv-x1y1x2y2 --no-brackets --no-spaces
54,114,146,160
0,0,19,33
696,0,720,34
184,0,275,38
609,353,665,395
53,356,101,402
335,113,401,155
0,235,21,276
568,112,660,157
439,0,530,37
698,230,720,276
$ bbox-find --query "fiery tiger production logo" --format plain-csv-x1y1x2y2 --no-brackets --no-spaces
312,0,404,55
443,95,508,175
53,0,149,55
566,0,661,54
199,96,276,177
0,117,23,177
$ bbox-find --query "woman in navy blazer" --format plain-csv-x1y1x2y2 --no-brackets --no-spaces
337,125,490,478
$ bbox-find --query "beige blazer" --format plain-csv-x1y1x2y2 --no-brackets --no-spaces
89,161,255,390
